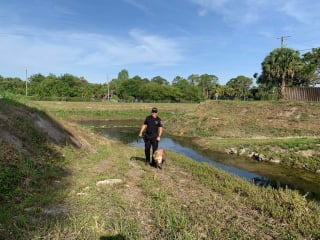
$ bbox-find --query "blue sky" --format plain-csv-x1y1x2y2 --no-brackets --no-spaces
1,0,319,85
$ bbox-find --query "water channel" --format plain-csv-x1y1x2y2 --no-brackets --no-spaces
82,120,320,202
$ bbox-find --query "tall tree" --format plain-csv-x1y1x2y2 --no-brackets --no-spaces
0,77,24,95
187,74,200,85
118,69,129,81
260,48,302,100
28,74,46,96
172,76,202,102
302,48,320,87
226,76,253,100
198,74,219,99
117,75,144,100
151,76,169,85
172,76,185,86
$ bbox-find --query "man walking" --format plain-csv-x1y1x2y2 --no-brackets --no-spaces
139,107,163,166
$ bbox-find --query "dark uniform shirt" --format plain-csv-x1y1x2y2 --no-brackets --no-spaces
144,115,162,139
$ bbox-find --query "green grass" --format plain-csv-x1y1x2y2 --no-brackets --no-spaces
1,99,320,239
171,153,320,238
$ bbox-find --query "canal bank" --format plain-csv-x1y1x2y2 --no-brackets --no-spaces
82,119,320,202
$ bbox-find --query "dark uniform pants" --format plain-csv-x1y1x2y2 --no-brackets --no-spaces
144,137,159,164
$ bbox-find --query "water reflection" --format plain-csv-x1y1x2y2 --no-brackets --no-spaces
83,120,320,202
133,137,261,181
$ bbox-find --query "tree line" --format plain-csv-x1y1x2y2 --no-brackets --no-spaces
1,47,319,102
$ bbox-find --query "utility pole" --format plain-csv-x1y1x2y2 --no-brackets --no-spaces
25,68,28,96
107,75,110,101
278,35,291,48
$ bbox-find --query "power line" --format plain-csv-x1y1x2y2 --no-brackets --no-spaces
276,35,319,52
298,47,320,52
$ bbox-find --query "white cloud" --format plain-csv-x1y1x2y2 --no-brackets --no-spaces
191,0,320,26
71,29,183,66
279,1,320,24
123,0,150,14
191,0,267,25
0,25,184,80
191,0,229,8
129,29,183,65
198,9,208,16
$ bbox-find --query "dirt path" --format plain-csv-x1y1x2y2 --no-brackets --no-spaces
116,154,280,239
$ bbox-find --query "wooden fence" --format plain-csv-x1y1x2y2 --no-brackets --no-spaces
284,87,320,101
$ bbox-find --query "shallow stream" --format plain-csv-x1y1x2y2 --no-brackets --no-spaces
82,120,320,202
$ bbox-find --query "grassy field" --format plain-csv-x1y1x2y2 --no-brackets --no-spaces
1,99,320,239
31,100,320,172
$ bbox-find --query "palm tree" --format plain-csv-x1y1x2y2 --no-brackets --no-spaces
302,48,320,87
198,74,219,99
260,48,301,100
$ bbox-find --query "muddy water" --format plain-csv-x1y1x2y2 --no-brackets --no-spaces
82,120,320,202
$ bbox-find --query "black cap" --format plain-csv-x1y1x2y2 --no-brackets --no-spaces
151,107,158,113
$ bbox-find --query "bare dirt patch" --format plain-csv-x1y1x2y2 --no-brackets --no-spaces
121,160,154,238
0,105,81,154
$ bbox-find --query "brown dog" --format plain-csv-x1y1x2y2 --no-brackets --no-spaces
152,149,167,169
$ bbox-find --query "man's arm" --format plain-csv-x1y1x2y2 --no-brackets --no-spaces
158,127,163,137
157,126,163,141
139,124,147,137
